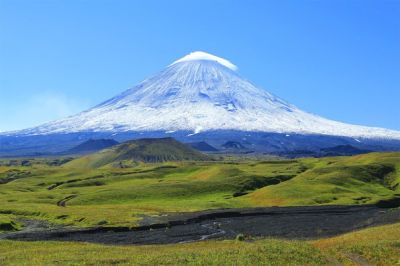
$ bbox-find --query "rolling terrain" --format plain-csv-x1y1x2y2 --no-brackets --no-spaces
0,151,399,228
0,143,400,265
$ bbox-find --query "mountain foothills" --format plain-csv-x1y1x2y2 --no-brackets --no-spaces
64,139,119,155
0,149,399,228
1,51,400,156
66,138,211,168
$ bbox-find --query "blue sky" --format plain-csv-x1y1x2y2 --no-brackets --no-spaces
0,0,399,132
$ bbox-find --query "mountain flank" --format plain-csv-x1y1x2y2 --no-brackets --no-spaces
11,51,400,140
186,141,218,152
64,139,119,155
320,145,372,156
2,51,400,156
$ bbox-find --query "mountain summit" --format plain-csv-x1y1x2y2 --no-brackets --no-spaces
19,51,400,140
170,51,238,71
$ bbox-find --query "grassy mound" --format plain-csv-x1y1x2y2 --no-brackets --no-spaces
0,215,21,232
246,152,400,206
66,137,212,168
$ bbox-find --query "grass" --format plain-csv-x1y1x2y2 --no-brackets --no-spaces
313,222,400,265
0,214,21,232
0,223,399,265
0,239,328,265
0,152,399,227
0,152,399,265
246,152,400,206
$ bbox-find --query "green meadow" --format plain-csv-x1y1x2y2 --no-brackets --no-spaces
0,152,399,228
0,152,400,265
0,223,399,265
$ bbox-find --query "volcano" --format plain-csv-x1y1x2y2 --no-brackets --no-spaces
2,51,400,156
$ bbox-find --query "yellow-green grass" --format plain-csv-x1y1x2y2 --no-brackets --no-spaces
0,223,399,265
246,152,400,206
0,152,399,227
0,214,21,232
313,222,400,265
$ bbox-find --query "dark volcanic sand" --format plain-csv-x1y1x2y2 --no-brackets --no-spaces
2,205,399,245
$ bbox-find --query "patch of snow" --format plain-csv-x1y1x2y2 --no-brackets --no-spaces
171,51,238,71
194,126,203,134
188,126,203,136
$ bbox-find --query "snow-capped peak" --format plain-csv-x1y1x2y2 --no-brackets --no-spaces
8,51,400,141
170,51,238,71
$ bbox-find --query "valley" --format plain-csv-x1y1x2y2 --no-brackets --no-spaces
2,3,399,264
1,151,399,228
2,205,399,245
1,151,400,264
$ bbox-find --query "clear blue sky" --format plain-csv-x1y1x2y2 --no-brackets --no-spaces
0,0,399,132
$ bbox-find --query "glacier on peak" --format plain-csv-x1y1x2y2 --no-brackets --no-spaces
170,51,238,71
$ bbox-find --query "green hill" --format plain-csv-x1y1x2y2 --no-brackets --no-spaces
0,152,399,228
65,137,211,168
246,152,400,206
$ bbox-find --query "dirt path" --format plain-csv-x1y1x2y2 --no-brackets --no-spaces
56,195,77,207
47,174,105,190
344,253,372,266
0,170,31,184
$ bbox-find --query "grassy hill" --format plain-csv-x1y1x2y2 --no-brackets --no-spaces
246,152,400,206
66,137,212,168
0,152,398,228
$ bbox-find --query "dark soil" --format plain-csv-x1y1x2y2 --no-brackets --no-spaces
1,205,399,245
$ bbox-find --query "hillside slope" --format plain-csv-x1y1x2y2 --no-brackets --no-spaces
66,137,211,168
63,139,119,155
247,152,400,206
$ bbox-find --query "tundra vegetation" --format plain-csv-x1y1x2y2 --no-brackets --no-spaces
0,151,399,265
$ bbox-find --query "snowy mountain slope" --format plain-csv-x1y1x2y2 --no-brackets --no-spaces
10,51,400,140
